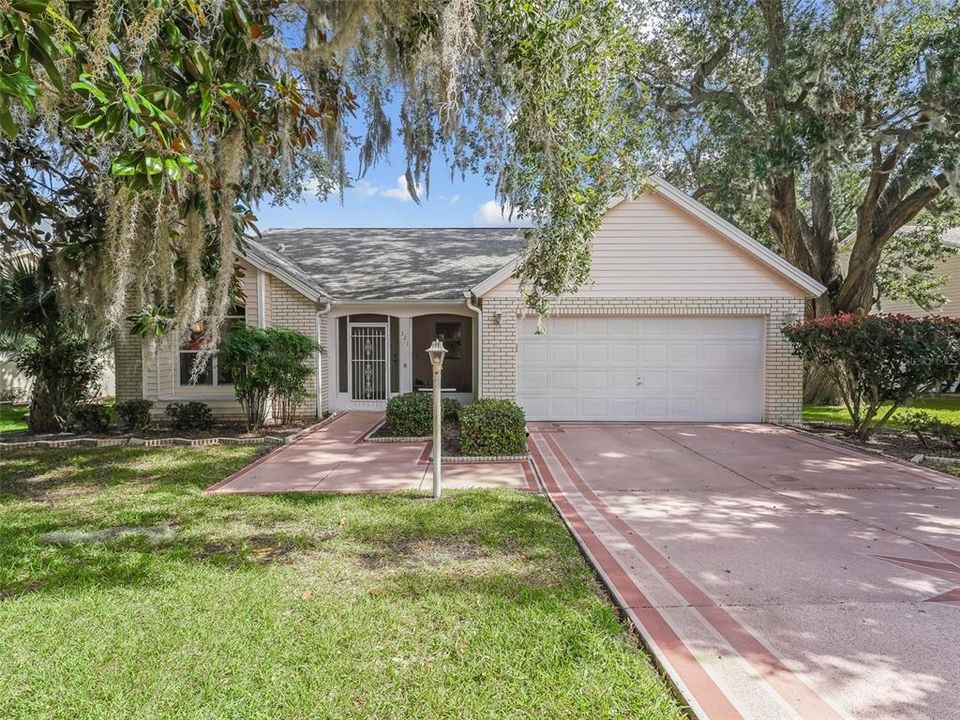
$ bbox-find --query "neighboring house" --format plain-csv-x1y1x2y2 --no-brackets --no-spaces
0,246,116,402
841,227,959,317
114,177,825,425
0,352,116,401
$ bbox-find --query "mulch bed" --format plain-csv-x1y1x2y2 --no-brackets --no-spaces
803,422,960,461
0,418,320,445
368,419,464,455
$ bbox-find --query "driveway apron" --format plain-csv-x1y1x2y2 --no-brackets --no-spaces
529,422,960,720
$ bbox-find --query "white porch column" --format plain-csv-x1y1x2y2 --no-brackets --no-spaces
399,317,413,393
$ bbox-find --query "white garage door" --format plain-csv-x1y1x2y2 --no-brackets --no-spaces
517,316,764,421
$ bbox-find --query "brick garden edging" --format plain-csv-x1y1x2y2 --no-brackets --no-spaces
440,453,531,463
787,423,960,481
0,414,338,452
360,418,431,443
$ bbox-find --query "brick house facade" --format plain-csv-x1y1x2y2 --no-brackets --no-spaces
114,177,823,425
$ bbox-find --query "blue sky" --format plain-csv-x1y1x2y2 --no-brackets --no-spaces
254,131,526,230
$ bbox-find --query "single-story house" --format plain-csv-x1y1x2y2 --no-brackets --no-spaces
114,177,826,425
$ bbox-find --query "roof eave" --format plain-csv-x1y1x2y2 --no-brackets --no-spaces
242,242,332,303
471,256,521,297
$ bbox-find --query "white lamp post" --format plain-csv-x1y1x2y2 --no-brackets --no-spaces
426,339,447,499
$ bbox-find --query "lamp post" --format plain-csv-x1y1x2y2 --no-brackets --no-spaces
426,339,447,499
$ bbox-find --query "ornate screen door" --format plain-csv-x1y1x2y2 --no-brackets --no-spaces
347,323,389,409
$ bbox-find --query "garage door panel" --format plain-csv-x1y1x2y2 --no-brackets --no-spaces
579,371,607,390
669,371,700,392
541,317,577,336
642,345,668,364
580,344,607,364
581,398,608,417
517,315,765,422
548,343,576,364
610,371,637,391
518,369,548,391
520,343,548,363
640,397,668,418
609,343,638,363
640,371,667,391
669,397,697,419
669,344,699,365
610,398,637,419
606,317,640,336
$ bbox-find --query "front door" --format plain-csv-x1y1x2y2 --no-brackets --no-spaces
348,323,389,409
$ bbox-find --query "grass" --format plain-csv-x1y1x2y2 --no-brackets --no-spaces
923,459,960,477
0,404,28,433
803,394,960,428
0,445,684,720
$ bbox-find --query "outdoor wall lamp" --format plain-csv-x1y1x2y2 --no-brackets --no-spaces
426,339,447,499
783,311,801,325
493,312,503,326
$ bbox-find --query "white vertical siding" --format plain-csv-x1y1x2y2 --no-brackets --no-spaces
484,193,803,299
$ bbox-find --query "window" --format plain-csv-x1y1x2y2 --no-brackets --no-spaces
178,303,245,386
435,321,462,359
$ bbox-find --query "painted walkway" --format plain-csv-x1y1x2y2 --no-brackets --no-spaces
529,422,960,720
207,412,535,494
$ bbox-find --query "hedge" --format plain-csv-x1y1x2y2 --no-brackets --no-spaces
459,399,527,456
385,392,432,436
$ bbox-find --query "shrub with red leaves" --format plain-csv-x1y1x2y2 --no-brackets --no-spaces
782,313,960,439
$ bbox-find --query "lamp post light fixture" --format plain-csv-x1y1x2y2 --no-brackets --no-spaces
426,339,447,499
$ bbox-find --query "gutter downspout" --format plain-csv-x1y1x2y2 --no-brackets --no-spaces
315,301,332,418
463,291,482,399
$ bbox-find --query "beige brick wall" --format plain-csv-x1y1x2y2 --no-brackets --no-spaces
113,317,143,402
480,296,804,425
268,281,325,418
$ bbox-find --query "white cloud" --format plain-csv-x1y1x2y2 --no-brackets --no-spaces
472,199,519,227
448,194,461,206
359,175,422,202
356,180,379,198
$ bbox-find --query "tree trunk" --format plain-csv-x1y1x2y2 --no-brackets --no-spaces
26,385,69,433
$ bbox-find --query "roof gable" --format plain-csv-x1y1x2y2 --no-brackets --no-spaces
474,176,826,299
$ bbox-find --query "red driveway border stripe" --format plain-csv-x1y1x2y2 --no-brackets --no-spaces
541,432,845,720
521,461,539,493
529,436,744,720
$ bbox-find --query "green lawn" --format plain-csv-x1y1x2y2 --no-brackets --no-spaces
924,459,960,477
804,395,960,428
0,404,28,433
0,446,684,720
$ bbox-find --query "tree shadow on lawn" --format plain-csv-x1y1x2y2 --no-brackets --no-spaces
1,447,583,606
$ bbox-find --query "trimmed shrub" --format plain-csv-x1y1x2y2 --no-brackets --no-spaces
116,399,153,431
459,399,527,456
783,313,960,439
442,397,462,423
72,403,112,433
164,401,213,431
219,326,321,429
385,392,432,436
896,409,960,449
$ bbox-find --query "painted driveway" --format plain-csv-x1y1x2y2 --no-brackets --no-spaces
207,412,535,494
529,422,960,720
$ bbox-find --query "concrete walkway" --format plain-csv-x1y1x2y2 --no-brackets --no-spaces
529,422,960,720
207,412,535,494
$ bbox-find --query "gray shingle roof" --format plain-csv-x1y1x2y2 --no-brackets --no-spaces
253,228,524,301
244,237,330,300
